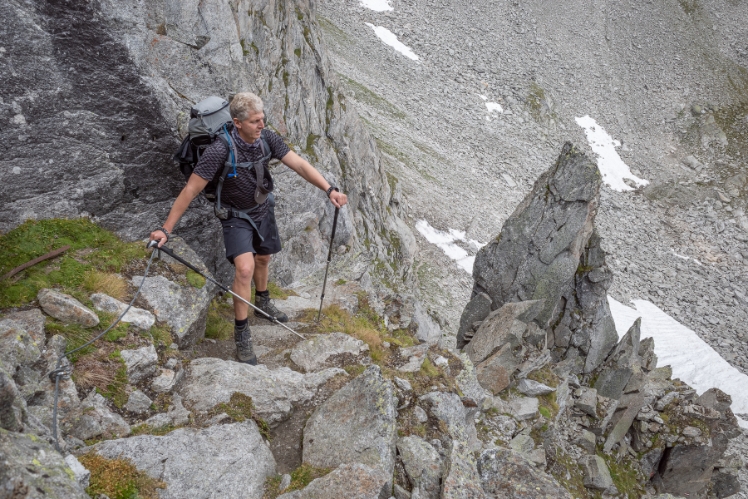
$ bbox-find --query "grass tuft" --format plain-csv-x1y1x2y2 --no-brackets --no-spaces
205,296,234,341
83,270,127,300
185,270,205,289
208,393,270,440
0,218,145,309
78,453,166,499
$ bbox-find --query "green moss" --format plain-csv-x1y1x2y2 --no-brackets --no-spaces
550,448,589,498
294,48,301,57
386,172,398,194
208,392,270,440
264,464,333,498
147,322,173,347
79,453,166,499
267,281,298,300
335,278,347,285
419,358,440,377
304,134,320,161
539,406,552,419
131,424,178,436
186,270,205,289
601,453,647,499
678,0,699,14
0,219,145,309
527,365,560,388
205,296,234,341
239,39,250,56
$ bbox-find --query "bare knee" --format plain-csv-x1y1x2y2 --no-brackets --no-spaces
255,254,271,269
234,256,255,282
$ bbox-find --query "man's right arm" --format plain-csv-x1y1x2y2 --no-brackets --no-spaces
149,173,209,247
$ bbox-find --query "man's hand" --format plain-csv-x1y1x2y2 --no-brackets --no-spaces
329,190,348,208
149,229,169,248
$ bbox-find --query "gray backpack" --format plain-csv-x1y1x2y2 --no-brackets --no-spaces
173,96,274,219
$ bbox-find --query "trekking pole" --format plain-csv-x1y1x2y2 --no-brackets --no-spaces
317,207,339,322
147,241,305,340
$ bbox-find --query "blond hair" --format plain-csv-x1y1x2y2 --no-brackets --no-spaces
230,92,264,121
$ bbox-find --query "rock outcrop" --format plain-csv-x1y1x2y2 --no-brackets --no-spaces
460,142,618,374
457,143,742,498
90,421,276,499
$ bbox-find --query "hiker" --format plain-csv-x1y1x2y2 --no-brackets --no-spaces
149,92,347,365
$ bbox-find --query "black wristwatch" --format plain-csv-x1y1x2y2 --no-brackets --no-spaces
325,186,339,198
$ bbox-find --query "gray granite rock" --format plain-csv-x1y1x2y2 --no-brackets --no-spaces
0,428,89,498
594,318,641,400
464,301,540,365
125,390,152,414
517,378,555,396
411,301,442,347
290,332,369,372
65,390,130,441
394,377,412,392
419,391,479,444
397,344,429,372
576,429,597,454
509,434,535,454
120,344,158,383
455,354,491,408
38,288,99,327
64,454,91,489
456,291,492,350
582,455,614,490
146,393,191,428
180,358,344,426
508,397,539,421
92,421,275,499
479,447,572,498
0,309,45,345
303,366,397,484
441,438,487,499
397,436,442,499
575,387,598,417
91,293,155,330
134,274,210,348
150,364,183,394
277,463,389,499
0,323,41,376
0,369,25,432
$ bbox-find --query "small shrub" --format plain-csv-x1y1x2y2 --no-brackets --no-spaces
78,453,166,499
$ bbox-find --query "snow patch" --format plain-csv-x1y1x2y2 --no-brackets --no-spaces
575,116,649,192
359,0,393,11
485,102,503,114
608,296,748,428
415,220,485,274
365,24,419,60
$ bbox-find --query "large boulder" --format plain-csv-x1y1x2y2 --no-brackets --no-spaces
302,366,397,483
464,143,618,373
90,421,275,499
0,428,89,498
37,289,99,327
179,357,344,426
277,463,389,499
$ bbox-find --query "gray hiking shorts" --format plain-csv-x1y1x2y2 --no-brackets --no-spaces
220,209,281,264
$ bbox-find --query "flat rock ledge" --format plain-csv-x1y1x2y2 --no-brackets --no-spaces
179,358,345,426
89,421,275,499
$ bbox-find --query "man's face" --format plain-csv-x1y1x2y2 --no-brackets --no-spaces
234,111,264,142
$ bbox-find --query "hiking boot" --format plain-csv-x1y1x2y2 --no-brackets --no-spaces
234,323,258,365
254,292,288,323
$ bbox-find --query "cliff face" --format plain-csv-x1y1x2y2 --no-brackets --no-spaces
0,0,412,285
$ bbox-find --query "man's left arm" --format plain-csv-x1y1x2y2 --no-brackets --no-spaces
280,150,348,208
